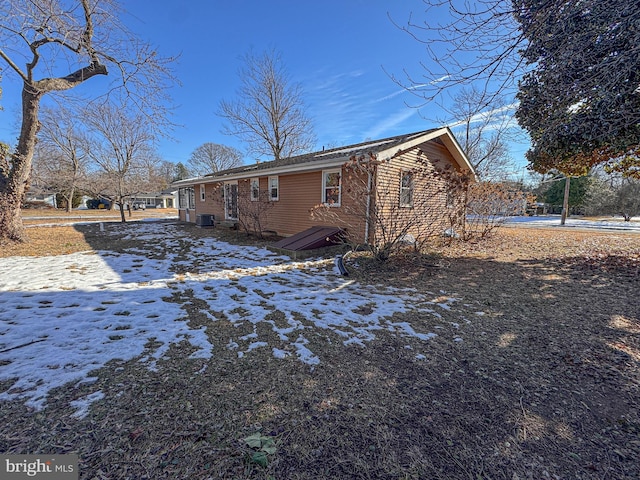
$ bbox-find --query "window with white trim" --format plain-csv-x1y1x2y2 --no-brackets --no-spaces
322,169,342,206
399,171,414,207
250,178,260,201
200,184,206,202
178,187,195,209
268,176,279,201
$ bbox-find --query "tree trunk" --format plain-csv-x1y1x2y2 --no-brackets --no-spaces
118,202,126,223
0,86,42,241
65,186,75,213
560,177,571,226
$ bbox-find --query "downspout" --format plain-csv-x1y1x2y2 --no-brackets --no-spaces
364,167,373,245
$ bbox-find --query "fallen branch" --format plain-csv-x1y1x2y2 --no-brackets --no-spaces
0,338,47,354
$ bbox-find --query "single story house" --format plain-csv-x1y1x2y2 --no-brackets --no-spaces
130,189,178,209
24,190,57,208
172,128,475,246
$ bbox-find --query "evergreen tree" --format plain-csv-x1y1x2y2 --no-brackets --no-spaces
515,0,640,176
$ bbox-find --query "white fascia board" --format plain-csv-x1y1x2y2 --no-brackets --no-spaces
376,128,448,161
438,129,477,176
171,176,206,187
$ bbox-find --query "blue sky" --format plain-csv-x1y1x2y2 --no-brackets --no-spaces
0,0,529,171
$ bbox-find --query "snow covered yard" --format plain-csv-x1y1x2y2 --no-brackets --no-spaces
0,222,472,412
505,214,640,232
1,222,639,479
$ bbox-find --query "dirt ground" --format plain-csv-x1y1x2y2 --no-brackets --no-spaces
1,217,639,479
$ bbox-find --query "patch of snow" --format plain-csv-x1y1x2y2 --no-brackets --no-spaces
504,215,640,232
0,222,468,411
272,348,290,359
246,341,268,352
70,390,105,419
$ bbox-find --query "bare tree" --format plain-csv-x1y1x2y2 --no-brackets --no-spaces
151,159,180,190
0,0,176,241
83,101,157,222
135,155,176,195
32,106,88,212
0,141,10,191
218,49,316,161
585,171,640,222
438,86,515,180
187,143,243,176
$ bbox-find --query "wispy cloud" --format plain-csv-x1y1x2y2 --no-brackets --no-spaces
304,68,382,145
364,108,418,139
447,103,519,132
376,75,451,102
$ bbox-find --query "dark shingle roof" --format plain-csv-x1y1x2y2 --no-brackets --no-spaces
201,128,440,180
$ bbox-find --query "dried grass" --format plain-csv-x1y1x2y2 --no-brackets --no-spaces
1,216,639,479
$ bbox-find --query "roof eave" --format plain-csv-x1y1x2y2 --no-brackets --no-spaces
170,127,477,187
173,156,351,185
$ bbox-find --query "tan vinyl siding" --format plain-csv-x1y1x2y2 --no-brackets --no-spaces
373,142,456,243
176,134,469,242
214,169,367,240
261,171,352,236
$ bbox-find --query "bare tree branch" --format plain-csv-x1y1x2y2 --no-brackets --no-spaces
387,0,528,106
0,0,177,241
218,49,316,161
82,100,157,222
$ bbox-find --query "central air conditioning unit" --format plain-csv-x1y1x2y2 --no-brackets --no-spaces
196,214,215,228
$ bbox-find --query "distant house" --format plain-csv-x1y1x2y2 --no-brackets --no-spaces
130,189,178,209
24,191,57,208
172,128,475,245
